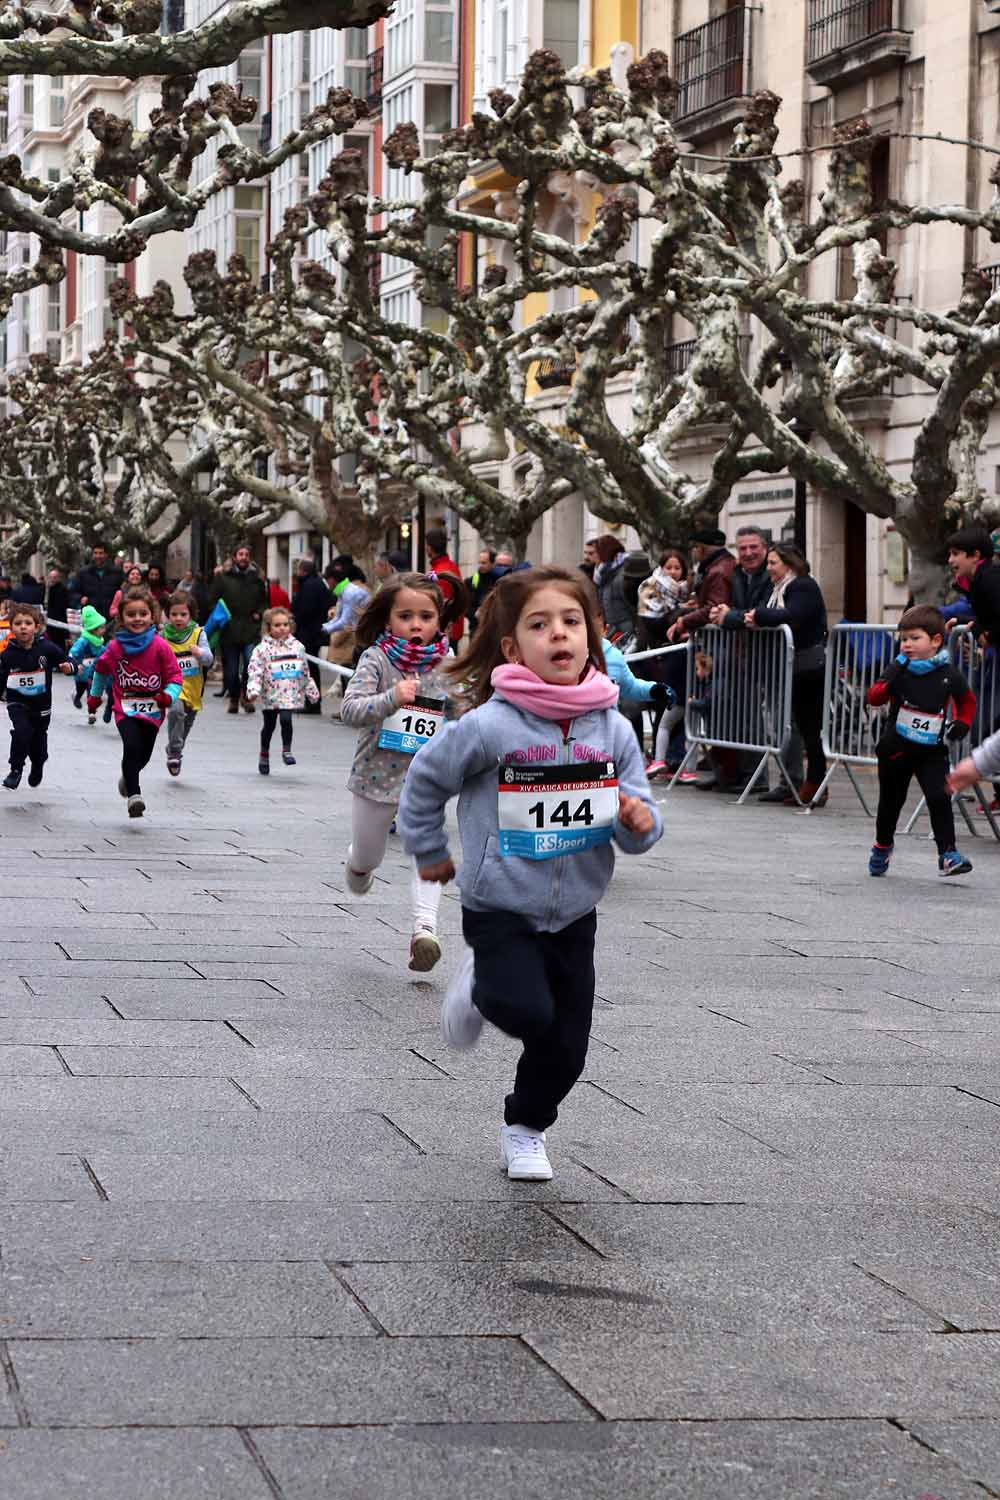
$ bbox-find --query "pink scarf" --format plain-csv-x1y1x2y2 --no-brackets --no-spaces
490,662,619,719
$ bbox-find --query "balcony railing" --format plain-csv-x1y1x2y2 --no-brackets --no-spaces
674,7,752,122
535,357,575,389
807,0,899,64
366,48,384,111
979,263,1000,295
664,335,752,379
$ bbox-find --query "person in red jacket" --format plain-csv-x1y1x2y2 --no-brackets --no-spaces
268,578,291,609
426,528,466,648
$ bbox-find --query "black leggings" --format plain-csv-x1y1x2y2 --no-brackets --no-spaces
260,709,293,752
876,743,954,855
791,668,827,785
117,716,159,796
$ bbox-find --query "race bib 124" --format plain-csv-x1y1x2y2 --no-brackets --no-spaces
497,760,618,859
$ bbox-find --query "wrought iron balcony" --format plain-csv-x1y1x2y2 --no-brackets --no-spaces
535,357,575,389
979,263,1000,296
367,48,384,111
806,0,911,84
664,335,752,379
674,7,752,125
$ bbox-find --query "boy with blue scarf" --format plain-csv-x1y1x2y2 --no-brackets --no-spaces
866,605,976,877
0,604,74,789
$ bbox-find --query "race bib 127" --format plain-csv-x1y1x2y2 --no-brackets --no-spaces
378,694,446,754
497,760,618,859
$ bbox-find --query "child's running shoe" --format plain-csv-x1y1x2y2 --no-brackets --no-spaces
500,1124,553,1181
676,768,701,784
868,843,893,876
644,759,668,779
166,757,181,777
282,751,296,766
939,849,973,877
441,946,482,1050
409,924,442,973
258,753,270,776
87,713,96,725
27,762,43,787
345,849,374,895
3,770,21,790
127,794,145,818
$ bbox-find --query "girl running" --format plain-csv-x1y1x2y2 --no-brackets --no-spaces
88,586,182,817
341,572,460,973
244,606,319,773
398,565,662,1181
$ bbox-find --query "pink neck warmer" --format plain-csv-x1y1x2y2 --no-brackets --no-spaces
490,662,619,719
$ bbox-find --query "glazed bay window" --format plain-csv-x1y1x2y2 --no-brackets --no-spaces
423,82,453,152
386,0,413,78
543,0,580,70
234,186,263,275
424,0,454,63
343,27,369,96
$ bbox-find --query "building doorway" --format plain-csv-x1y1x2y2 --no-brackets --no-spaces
843,499,868,621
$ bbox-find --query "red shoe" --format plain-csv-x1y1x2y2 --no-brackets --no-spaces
645,759,669,780
676,769,701,785
798,781,829,807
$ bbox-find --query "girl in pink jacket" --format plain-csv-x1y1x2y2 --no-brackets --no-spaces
245,607,320,774
89,586,182,818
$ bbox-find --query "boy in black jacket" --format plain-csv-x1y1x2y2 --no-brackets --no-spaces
0,604,73,789
866,605,976,878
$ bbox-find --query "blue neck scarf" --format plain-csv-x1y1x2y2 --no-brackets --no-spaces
897,649,948,675
117,626,156,656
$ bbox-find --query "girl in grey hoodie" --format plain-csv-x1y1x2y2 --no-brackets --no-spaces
399,565,662,1183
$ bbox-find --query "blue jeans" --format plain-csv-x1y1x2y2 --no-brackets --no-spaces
223,640,255,702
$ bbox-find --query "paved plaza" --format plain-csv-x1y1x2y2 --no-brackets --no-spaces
3,689,1000,1497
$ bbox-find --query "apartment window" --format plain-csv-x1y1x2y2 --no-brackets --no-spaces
49,82,65,128
344,27,368,95
103,265,118,334
386,0,414,78
237,44,265,148
424,83,453,141
47,280,61,333
425,2,454,63
301,30,311,85
543,0,579,69
47,167,60,184
22,77,34,119
234,186,264,212
235,214,261,274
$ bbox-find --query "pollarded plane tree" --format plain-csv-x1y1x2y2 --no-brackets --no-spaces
0,0,388,315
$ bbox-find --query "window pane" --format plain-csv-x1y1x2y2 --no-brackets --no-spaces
423,83,452,134
424,10,453,62
543,0,578,68
235,217,261,272
234,186,263,211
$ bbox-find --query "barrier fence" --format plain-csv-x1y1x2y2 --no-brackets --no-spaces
665,623,797,804
812,622,896,815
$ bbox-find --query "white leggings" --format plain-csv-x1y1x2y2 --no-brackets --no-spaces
654,703,685,761
349,794,442,930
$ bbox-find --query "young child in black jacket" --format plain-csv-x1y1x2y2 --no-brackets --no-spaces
866,605,975,878
0,604,73,789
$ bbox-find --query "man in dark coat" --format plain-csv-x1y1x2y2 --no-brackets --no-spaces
208,542,268,712
44,567,71,649
711,526,771,628
12,573,45,606
292,558,332,714
74,544,124,619
948,526,1000,645
667,529,736,641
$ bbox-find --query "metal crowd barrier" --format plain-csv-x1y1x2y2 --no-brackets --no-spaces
664,623,796,805
904,624,1000,842
813,623,896,814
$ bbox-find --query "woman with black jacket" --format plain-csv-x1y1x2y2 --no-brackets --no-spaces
746,544,829,805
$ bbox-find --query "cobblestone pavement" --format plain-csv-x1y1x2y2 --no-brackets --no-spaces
2,689,1000,1497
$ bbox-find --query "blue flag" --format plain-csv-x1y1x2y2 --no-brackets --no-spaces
203,597,231,654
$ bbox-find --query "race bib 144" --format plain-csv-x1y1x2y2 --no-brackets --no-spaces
378,695,446,754
498,760,619,860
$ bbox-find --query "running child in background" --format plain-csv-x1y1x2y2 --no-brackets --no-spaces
0,603,74,789
866,604,975,878
398,566,662,1182
341,573,460,973
69,606,107,719
0,598,13,655
245,606,319,774
161,590,214,777
89,586,182,818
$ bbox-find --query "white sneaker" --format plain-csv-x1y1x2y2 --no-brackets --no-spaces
127,794,145,818
500,1123,553,1181
409,925,442,973
441,946,482,1050
345,846,374,895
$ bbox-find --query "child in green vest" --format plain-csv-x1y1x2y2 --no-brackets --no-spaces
161,591,214,777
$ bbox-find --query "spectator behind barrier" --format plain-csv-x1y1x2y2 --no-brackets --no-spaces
593,535,632,642
745,543,829,807
947,526,1000,646
667,530,735,643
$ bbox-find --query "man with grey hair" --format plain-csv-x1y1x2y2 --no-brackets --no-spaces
709,526,771,628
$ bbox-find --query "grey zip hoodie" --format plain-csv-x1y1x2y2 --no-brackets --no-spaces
972,725,1000,780
397,696,663,933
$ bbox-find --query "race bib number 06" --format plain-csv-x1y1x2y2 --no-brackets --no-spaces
378,694,446,754
498,761,618,860
177,654,201,678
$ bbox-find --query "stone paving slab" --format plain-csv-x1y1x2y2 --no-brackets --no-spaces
0,1260,376,1337
9,1334,591,1426
0,1155,100,1204
0,1429,275,1500
251,1420,989,1500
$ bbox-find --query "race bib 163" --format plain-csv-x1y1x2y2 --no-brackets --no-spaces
497,760,618,859
378,695,446,754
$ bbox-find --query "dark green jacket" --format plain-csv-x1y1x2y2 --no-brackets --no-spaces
209,565,268,646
